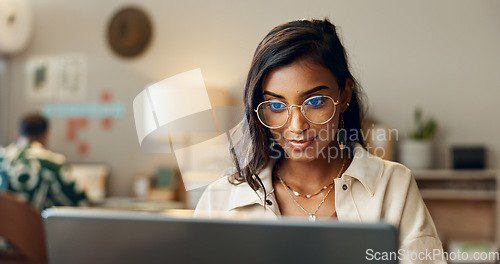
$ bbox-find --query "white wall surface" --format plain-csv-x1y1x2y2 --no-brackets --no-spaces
2,0,499,195
0,59,7,144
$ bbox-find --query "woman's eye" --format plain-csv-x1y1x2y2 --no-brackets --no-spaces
305,97,324,106
269,102,286,111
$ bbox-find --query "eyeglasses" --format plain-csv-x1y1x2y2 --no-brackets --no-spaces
254,95,340,129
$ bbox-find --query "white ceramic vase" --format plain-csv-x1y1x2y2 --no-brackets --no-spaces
399,139,433,170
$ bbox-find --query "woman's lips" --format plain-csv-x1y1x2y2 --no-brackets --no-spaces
286,137,316,150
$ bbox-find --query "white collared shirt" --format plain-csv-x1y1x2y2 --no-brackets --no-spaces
195,143,446,263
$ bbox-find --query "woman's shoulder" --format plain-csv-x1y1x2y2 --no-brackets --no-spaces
350,143,411,176
348,143,414,188
204,174,242,192
381,159,413,178
376,159,421,202
195,174,250,212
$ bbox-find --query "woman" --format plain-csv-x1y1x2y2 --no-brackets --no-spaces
195,19,444,262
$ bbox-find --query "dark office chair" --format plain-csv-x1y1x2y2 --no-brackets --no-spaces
0,191,47,264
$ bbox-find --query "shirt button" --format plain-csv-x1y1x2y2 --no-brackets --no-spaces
342,184,348,191
266,200,273,206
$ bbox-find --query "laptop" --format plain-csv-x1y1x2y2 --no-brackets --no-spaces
42,208,398,264
68,163,110,203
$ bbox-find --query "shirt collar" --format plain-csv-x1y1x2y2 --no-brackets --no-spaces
29,141,45,149
342,142,384,197
226,159,276,211
225,143,384,210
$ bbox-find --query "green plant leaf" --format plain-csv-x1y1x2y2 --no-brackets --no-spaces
410,108,437,140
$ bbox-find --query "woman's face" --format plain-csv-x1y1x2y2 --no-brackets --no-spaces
261,58,351,162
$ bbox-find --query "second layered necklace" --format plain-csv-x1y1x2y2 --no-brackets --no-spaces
277,157,346,222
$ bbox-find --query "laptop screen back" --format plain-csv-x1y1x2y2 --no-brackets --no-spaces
43,208,398,264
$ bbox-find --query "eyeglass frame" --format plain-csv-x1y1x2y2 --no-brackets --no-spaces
254,95,340,129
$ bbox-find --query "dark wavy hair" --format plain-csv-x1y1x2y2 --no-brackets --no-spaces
20,113,49,137
229,18,366,196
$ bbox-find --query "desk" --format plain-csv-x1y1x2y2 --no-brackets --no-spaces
93,197,184,212
414,170,500,249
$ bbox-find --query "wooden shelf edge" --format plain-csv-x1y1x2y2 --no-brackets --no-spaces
413,170,499,180
420,189,497,200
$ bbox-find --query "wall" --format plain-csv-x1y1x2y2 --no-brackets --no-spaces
2,0,499,196
0,59,7,144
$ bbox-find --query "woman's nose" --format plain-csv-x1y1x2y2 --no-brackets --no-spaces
287,106,309,133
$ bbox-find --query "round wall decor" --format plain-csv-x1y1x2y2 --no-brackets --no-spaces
0,0,33,56
107,6,152,58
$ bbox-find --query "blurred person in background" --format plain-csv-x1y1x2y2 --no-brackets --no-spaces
0,113,87,211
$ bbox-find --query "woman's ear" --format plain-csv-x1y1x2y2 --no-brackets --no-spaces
341,78,353,112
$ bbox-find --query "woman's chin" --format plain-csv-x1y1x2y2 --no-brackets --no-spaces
282,143,336,162
283,148,321,162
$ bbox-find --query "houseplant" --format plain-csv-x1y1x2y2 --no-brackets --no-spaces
399,108,438,170
410,108,438,141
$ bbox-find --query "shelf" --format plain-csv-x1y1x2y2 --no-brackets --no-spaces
412,170,500,248
413,170,498,180
420,189,497,201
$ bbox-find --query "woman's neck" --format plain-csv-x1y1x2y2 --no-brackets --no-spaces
277,154,348,193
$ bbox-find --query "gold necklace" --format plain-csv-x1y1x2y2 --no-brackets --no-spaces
282,179,335,199
277,157,346,222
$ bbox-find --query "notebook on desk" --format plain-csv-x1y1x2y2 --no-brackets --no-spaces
42,208,398,264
